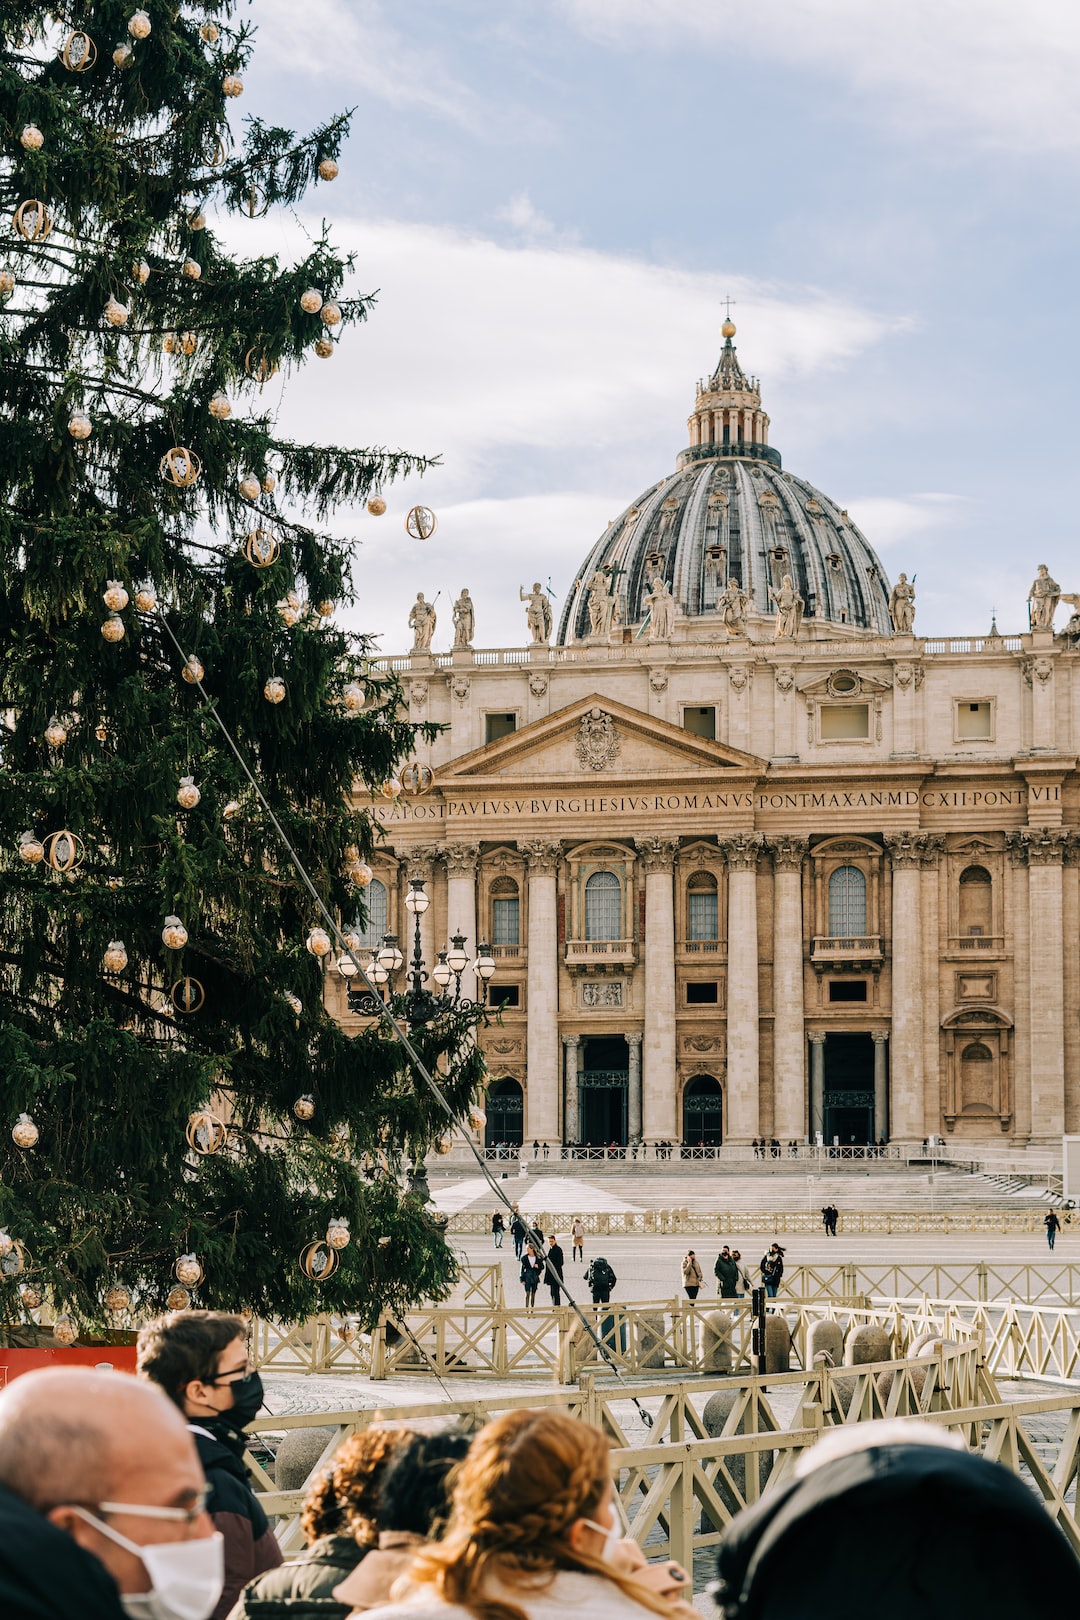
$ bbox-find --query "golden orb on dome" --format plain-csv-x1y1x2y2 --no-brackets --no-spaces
721,317,737,338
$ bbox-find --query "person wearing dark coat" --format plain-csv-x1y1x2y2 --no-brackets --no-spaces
545,1235,565,1307
760,1245,784,1299
584,1256,616,1304
510,1211,527,1259
714,1246,739,1298
711,1427,1080,1619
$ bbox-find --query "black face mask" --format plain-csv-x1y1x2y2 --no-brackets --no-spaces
222,1368,264,1429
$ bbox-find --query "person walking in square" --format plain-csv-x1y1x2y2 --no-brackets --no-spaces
1046,1209,1062,1250
682,1250,703,1301
714,1245,738,1300
760,1244,785,1299
545,1235,565,1307
510,1209,527,1259
520,1244,543,1312
585,1255,616,1305
491,1210,505,1249
571,1215,585,1263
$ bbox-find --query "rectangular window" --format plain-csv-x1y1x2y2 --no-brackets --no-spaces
488,984,520,1009
686,981,719,1005
955,700,993,741
828,980,868,1003
682,705,716,740
485,713,517,744
687,890,719,941
491,897,520,946
820,703,869,740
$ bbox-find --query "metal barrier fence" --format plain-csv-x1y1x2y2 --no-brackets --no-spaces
446,1208,1065,1236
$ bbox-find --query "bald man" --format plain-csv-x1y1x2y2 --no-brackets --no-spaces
0,1366,221,1620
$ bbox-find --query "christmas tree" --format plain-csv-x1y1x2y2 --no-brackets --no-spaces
0,3,486,1340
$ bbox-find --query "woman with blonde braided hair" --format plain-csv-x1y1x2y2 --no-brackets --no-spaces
359,1410,693,1620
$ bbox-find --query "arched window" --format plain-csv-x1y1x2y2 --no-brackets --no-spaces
960,1042,994,1112
958,865,992,937
354,877,388,948
585,870,622,941
687,871,719,942
828,865,866,936
682,1075,723,1146
490,877,520,946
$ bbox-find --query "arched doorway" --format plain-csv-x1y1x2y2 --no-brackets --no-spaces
683,1075,723,1145
485,1078,523,1148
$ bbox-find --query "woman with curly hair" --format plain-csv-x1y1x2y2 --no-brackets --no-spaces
226,1425,408,1620
359,1409,693,1620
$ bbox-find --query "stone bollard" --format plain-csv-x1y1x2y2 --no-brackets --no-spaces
702,1390,774,1519
643,1209,656,1232
806,1319,844,1370
637,1312,667,1370
844,1322,890,1366
275,1424,339,1491
764,1314,791,1373
658,1208,670,1232
597,1213,610,1235
702,1309,734,1373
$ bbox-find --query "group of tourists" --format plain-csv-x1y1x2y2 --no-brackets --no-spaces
820,1203,839,1236
681,1244,786,1301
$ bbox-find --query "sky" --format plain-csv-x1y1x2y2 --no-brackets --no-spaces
231,0,1079,652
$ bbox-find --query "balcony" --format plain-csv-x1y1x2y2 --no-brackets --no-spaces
677,938,727,960
811,935,884,967
489,944,524,961
565,938,636,972
947,935,1005,954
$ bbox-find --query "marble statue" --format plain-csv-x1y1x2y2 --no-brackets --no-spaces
769,573,804,640
408,591,437,651
1060,593,1080,644
718,576,749,635
644,573,674,641
587,570,616,637
889,571,916,634
520,581,553,644
1028,564,1061,631
451,588,474,649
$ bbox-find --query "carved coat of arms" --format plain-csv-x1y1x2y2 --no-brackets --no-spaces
576,708,619,772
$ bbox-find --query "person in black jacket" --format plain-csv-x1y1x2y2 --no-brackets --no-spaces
510,1210,527,1259
584,1255,616,1304
520,1244,544,1312
138,1310,283,1620
545,1234,565,1307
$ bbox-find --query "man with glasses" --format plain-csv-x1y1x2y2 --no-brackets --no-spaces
0,1364,221,1620
138,1311,282,1619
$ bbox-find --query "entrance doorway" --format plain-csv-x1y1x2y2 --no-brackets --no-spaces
683,1075,723,1145
485,1078,523,1148
579,1036,628,1147
823,1032,874,1144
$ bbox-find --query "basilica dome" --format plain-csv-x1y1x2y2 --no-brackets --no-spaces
557,323,892,643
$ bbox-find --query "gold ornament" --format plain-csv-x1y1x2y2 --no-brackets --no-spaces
188,209,207,231
339,1322,359,1344
18,831,44,865
349,861,373,888
314,599,334,618
306,927,331,958
171,976,205,1013
53,1316,79,1346
206,134,227,167
263,675,286,704
134,584,157,613
320,300,342,327
208,390,232,419
398,761,435,796
343,681,366,713
326,1216,351,1250
162,332,178,355
284,990,303,1017
293,1093,316,1121
241,185,268,218
103,580,129,611
186,1109,227,1154
166,1285,191,1311
177,775,201,809
468,1105,487,1130
0,1238,27,1278
128,10,151,39
299,1240,338,1282
314,337,334,359
44,716,68,749
300,288,323,314
45,830,83,873
160,447,202,487
261,472,277,493
276,593,301,628
377,1236,392,1249
238,473,261,501
244,346,279,384
20,1284,42,1311
60,30,97,71
342,930,362,954
435,1135,453,1155
133,258,150,284
161,915,188,950
222,73,244,97
0,271,14,296
200,21,220,42
20,125,44,151
366,496,387,516
102,940,129,974
13,200,52,241
181,258,201,280
243,529,279,568
113,41,133,66
318,158,339,181
105,1283,132,1313
406,505,438,541
222,799,240,820
0,1230,14,1257
67,411,92,440
105,296,130,326
174,1253,203,1287
179,330,198,355
101,615,126,644
379,777,403,801
181,654,204,684
12,1114,39,1149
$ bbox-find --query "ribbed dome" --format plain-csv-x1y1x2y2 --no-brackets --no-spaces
558,329,892,644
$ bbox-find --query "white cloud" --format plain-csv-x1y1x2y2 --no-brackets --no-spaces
557,0,1080,154
843,493,967,551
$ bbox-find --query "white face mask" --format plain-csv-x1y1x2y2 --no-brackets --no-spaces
73,1509,224,1620
581,1501,621,1565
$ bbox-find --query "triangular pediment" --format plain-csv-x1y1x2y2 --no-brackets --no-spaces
437,694,764,784
798,667,892,697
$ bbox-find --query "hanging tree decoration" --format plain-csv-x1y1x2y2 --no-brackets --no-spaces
263,675,286,704
20,1284,42,1311
343,681,366,713
326,1216,351,1249
101,614,125,643
293,1093,316,1121
161,915,188,950
300,288,323,314
174,1252,203,1287
406,505,438,541
113,40,133,67
170,976,205,1013
222,74,244,97
241,185,269,219
127,10,152,40
104,1283,132,1314
244,528,279,567
0,271,14,297
134,582,157,613
44,715,68,750
314,337,334,359
59,31,97,71
18,831,44,865
53,1315,79,1345
181,258,202,281
244,344,279,384
132,258,151,284
200,22,220,43
367,496,387,516
13,200,52,241
318,158,339,181
208,390,232,419
102,940,129,974
276,592,301,628
305,926,331,958
68,410,92,441
320,300,342,328
20,125,44,151
105,297,130,326
300,1239,338,1281
186,1110,227,1155
238,472,261,500
161,447,202,487
103,580,129,611
12,1114,39,1149
176,775,201,809
181,654,204,684
44,830,83,873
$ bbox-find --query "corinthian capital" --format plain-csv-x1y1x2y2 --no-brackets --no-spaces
635,835,680,872
404,843,441,880
441,841,480,876
767,835,808,872
884,831,933,869
517,838,563,872
719,831,764,871
1011,827,1069,867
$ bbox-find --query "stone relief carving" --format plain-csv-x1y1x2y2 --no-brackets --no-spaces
774,666,794,693
768,834,809,871
635,835,680,872
442,841,480,876
449,673,471,703
580,981,624,1008
409,679,429,708
1022,657,1053,687
683,1035,722,1052
718,831,764,871
884,831,944,867
488,1037,523,1054
528,671,548,698
1007,827,1070,866
728,665,750,692
649,667,669,694
576,708,620,771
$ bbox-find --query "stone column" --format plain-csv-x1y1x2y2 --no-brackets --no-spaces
769,836,808,1140
635,838,680,1141
1023,829,1067,1138
627,1033,643,1144
1006,835,1032,1140
720,833,764,1141
518,839,563,1143
562,1033,580,1146
442,843,480,1003
884,833,928,1143
873,1033,889,1143
809,1032,825,1140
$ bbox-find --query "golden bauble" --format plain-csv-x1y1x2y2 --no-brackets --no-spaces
277,592,301,628
102,940,129,974
52,1316,78,1346
318,158,339,181
133,258,151,284
180,330,198,354
380,777,403,800
128,10,151,39
343,680,366,712
13,200,52,241
300,288,323,314
314,337,334,358
20,124,44,151
208,390,231,419
188,209,207,231
0,271,14,296
238,473,261,501
435,1135,453,1155
263,676,286,704
349,861,373,888
315,599,334,618
103,579,129,611
222,74,244,97
105,1283,131,1312
174,1253,203,1287
163,332,178,354
305,926,332,958
181,258,201,280
134,584,157,613
200,22,220,42
67,411,92,440
20,1284,42,1311
222,799,240,820
320,300,342,327
12,1114,39,1149
161,915,188,950
293,1093,316,1121
177,775,201,809
60,30,96,71
105,297,130,326
113,41,133,66
43,716,68,748
166,1285,191,1311
101,615,126,643
181,654,204,684
18,831,44,865
161,446,202,486
367,496,387,516
326,1217,351,1250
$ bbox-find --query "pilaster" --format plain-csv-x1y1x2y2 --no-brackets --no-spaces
768,836,808,1139
626,1032,643,1144
720,832,764,1140
635,836,680,1141
1010,828,1068,1137
562,1033,580,1146
518,839,563,1142
883,832,934,1142
873,1032,889,1143
808,1031,826,1140
441,842,480,1003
